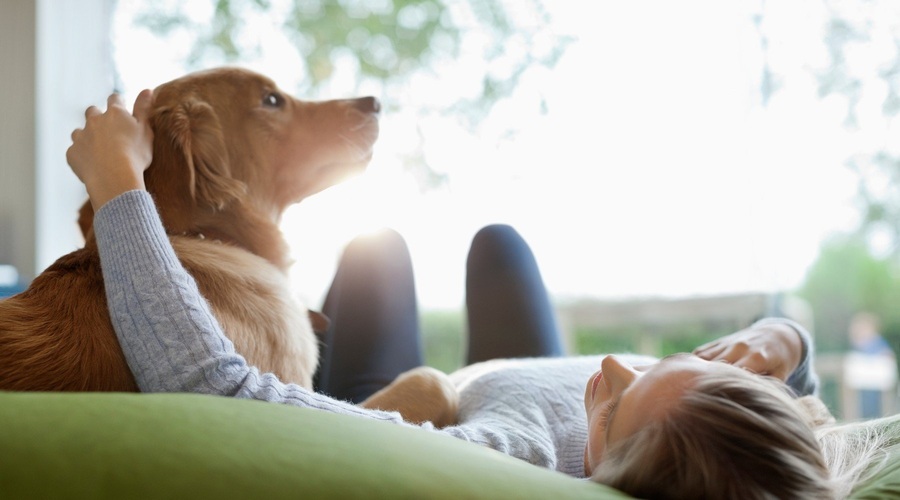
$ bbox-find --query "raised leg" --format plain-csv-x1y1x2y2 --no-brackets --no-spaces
315,229,423,403
465,224,564,364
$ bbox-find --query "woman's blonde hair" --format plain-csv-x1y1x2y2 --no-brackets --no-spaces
591,368,840,499
817,416,895,499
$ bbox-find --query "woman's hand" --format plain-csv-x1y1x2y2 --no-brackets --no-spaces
66,90,154,211
693,321,803,381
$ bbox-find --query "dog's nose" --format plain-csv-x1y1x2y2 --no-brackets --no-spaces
354,96,381,114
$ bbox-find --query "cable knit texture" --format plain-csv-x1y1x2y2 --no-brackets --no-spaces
94,190,819,479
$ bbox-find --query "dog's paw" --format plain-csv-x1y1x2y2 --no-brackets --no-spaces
361,366,459,427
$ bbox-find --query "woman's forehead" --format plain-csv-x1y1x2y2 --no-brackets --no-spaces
607,354,740,442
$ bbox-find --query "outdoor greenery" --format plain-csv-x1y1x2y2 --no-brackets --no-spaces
420,309,465,372
795,236,900,416
570,324,724,359
798,237,900,353
131,0,572,188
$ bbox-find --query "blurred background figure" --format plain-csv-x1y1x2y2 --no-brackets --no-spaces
845,312,898,419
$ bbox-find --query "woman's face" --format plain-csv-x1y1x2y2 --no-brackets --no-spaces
583,353,740,476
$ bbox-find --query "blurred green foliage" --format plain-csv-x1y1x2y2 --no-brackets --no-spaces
571,324,729,358
571,326,641,357
133,0,570,119
421,312,737,373
798,236,900,356
420,309,464,373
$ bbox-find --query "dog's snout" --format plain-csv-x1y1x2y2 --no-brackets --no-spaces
354,96,381,114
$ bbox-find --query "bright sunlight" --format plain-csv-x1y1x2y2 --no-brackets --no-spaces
112,0,883,310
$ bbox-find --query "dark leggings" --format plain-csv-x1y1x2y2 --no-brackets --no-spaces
314,224,563,403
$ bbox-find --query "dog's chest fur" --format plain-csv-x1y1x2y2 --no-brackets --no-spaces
172,236,318,388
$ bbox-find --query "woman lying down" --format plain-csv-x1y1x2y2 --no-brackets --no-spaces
69,91,890,500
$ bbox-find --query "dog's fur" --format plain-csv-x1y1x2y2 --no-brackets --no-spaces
360,366,459,427
0,67,380,391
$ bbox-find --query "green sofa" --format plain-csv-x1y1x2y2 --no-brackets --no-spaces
1,392,899,499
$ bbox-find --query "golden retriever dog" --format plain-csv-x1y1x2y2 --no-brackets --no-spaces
0,67,379,391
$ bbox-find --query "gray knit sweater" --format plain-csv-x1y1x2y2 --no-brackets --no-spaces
95,190,819,479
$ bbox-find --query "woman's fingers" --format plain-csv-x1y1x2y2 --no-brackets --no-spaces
693,341,725,360
106,93,126,110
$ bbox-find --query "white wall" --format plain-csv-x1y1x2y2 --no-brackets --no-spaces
0,1,37,281
0,0,114,282
35,0,116,275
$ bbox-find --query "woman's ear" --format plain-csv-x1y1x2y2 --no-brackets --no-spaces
154,99,245,210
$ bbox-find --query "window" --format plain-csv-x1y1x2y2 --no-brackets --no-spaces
112,0,890,318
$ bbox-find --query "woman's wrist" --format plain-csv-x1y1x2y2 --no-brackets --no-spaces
87,167,146,211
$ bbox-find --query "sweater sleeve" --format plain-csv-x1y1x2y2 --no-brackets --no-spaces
93,190,431,428
751,317,820,396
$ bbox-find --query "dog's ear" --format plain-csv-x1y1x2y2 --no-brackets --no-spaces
154,99,245,210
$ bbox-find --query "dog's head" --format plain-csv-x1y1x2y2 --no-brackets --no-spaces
79,67,380,241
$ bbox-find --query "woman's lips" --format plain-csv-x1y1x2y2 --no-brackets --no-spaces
590,371,603,401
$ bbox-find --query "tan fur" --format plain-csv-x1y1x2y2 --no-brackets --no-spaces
0,67,379,391
361,366,460,427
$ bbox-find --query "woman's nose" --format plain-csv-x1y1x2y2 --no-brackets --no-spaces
601,355,639,392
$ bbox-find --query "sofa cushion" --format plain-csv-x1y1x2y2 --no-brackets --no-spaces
0,392,620,499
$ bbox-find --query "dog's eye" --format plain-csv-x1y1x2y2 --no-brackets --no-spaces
263,92,284,108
